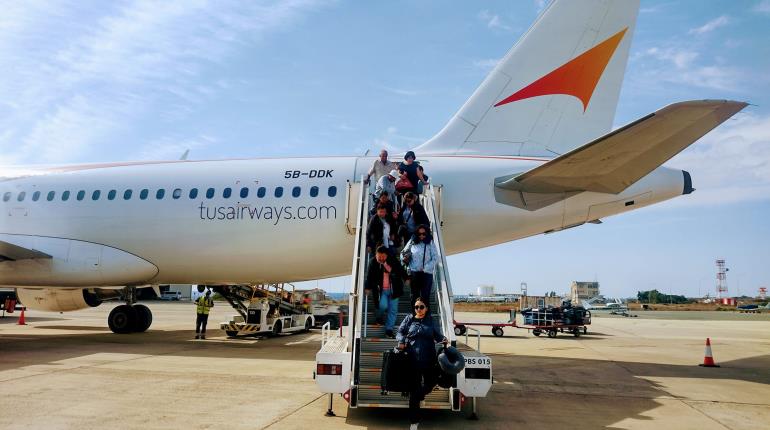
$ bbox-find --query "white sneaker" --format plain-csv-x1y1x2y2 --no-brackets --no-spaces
409,424,419,430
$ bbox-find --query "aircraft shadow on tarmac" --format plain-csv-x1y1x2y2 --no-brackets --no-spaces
2,326,768,429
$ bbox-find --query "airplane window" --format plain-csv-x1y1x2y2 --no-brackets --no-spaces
48,191,56,201
91,190,100,201
292,186,301,198
206,188,215,199
2,192,9,202
77,190,86,201
62,191,70,201
310,186,319,197
240,187,249,198
172,188,182,199
108,190,117,200
274,187,284,198
189,188,198,199
17,192,26,202
32,191,41,201
156,189,165,200
257,187,266,198
124,190,132,200
328,186,337,197
223,187,232,198
140,189,149,200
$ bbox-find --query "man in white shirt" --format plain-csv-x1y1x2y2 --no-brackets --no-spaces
365,150,399,184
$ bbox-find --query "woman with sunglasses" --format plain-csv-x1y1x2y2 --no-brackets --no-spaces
396,297,448,429
400,224,438,307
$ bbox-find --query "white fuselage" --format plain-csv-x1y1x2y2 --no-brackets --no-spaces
0,156,685,287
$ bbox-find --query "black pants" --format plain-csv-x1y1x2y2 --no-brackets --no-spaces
409,366,437,424
409,271,433,307
195,314,209,334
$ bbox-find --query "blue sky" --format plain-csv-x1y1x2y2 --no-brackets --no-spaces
1,1,768,298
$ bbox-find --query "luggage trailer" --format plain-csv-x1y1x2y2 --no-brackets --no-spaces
454,309,518,337
314,181,493,418
520,308,592,338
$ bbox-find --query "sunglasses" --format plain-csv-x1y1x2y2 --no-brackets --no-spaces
414,305,426,310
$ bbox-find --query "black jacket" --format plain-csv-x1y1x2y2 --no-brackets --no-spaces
365,254,406,302
366,214,399,250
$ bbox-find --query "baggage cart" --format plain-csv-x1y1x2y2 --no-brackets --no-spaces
453,309,517,337
519,308,591,338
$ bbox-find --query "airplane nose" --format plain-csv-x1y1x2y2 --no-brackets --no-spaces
683,170,695,194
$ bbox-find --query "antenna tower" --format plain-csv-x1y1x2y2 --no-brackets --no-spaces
715,259,728,299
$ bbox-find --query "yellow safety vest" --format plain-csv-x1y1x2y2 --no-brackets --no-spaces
196,296,213,315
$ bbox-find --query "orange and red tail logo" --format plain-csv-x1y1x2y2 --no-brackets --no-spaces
494,27,628,111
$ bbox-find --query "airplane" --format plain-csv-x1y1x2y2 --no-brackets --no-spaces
581,296,632,316
0,0,747,334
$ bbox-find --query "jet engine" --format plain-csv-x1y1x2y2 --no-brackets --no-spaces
15,287,121,312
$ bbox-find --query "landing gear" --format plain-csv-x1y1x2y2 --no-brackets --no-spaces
108,305,137,334
134,304,153,332
108,287,154,334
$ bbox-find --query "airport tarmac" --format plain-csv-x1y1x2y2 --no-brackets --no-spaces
1,302,768,430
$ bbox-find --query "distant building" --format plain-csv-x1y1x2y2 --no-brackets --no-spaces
570,281,600,304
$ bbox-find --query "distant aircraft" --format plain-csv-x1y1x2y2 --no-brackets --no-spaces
0,0,746,333
581,296,631,315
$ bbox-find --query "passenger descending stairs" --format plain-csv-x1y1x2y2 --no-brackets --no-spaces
350,183,454,409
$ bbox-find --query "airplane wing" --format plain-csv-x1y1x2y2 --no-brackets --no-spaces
0,240,52,261
495,100,747,209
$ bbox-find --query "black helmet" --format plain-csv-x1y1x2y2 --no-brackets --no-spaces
437,345,465,375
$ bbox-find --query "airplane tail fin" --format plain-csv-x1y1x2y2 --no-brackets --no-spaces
415,0,639,157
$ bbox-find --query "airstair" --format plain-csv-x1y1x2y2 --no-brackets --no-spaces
315,178,492,417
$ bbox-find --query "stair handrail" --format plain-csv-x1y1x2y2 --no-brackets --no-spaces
424,184,456,345
348,175,370,387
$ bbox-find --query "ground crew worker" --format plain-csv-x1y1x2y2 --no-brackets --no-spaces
195,290,214,339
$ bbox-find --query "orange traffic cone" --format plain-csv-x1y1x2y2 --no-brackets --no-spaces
699,338,719,367
17,306,26,325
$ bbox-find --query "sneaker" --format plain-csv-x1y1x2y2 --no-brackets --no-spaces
409,423,419,430
200,334,206,340
385,330,395,338
195,334,200,339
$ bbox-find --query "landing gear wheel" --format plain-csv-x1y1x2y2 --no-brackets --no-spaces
304,317,312,332
225,331,238,338
133,304,152,332
547,329,557,338
572,328,581,338
454,325,466,336
108,305,138,334
272,320,282,336
492,327,504,337
532,329,542,337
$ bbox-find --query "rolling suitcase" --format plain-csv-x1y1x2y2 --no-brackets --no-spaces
381,348,414,394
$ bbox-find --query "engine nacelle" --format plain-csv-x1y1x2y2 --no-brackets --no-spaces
15,287,120,312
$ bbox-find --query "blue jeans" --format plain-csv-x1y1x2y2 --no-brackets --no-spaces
378,289,399,331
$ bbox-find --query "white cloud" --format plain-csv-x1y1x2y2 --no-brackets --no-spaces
634,46,743,92
754,0,770,13
478,10,511,31
688,15,731,35
473,58,501,71
137,134,217,160
0,0,332,165
661,112,770,208
380,86,420,97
